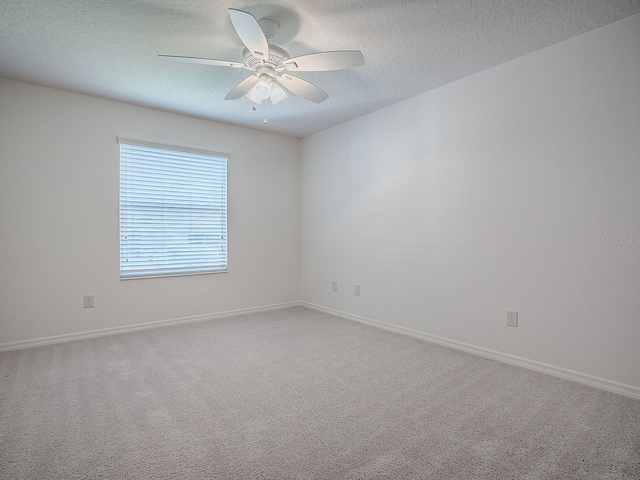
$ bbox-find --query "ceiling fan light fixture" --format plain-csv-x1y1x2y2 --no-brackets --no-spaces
270,83,287,105
248,75,271,103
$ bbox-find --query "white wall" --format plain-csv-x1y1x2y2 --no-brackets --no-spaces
300,14,640,388
0,78,300,344
2,15,639,391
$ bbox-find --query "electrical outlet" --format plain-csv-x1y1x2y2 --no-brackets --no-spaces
332,281,338,292
354,284,360,296
84,295,94,309
506,310,518,327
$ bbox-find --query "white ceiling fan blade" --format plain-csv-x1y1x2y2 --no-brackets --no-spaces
228,9,269,61
225,76,257,100
159,55,244,68
283,51,364,72
278,74,329,103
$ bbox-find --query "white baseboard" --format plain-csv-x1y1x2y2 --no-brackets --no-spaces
0,302,299,353
300,302,640,401
4,300,639,400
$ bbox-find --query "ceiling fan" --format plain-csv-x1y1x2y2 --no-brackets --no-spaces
160,8,364,106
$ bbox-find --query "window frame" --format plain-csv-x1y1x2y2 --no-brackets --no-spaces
118,137,228,280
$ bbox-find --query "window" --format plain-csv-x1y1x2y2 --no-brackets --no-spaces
118,138,227,279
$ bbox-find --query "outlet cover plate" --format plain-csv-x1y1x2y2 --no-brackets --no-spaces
507,310,518,327
84,295,94,308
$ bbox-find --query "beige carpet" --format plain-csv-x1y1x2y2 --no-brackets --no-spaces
1,306,639,479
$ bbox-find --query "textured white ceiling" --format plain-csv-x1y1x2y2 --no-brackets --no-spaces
1,1,639,138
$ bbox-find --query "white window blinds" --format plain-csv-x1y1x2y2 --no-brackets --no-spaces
118,138,228,279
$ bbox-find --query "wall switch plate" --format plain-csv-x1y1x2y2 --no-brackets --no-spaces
507,310,518,327
354,284,361,296
332,281,338,292
84,295,94,308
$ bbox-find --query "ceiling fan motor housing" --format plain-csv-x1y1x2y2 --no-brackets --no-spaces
242,45,290,72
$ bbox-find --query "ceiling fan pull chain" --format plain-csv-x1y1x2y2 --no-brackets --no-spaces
263,100,268,124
